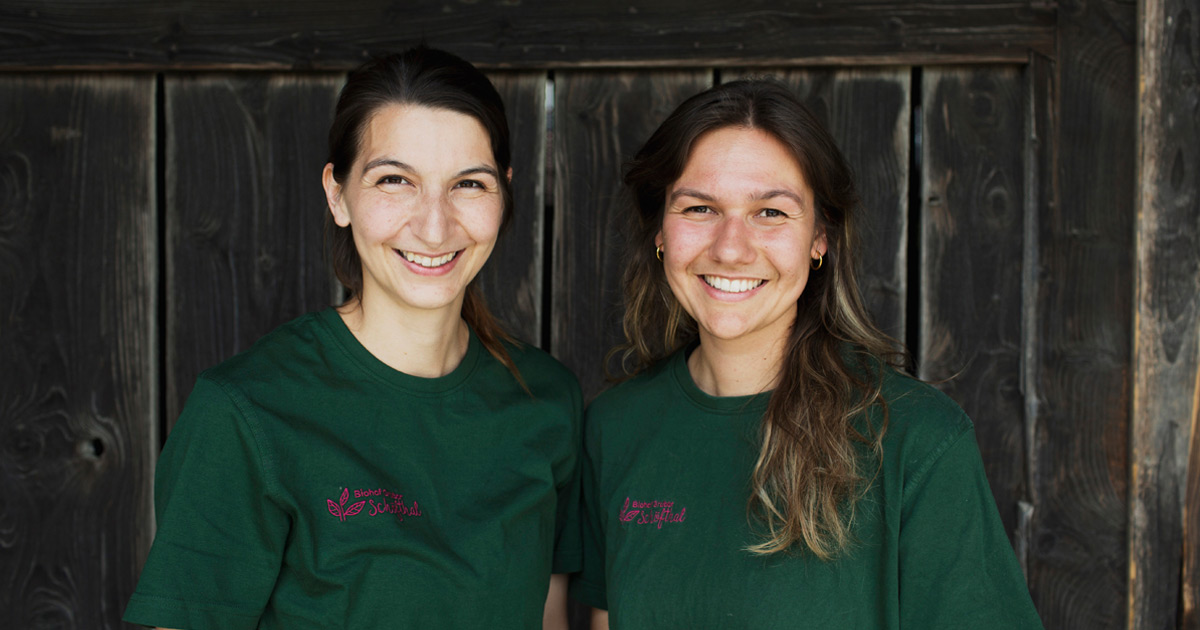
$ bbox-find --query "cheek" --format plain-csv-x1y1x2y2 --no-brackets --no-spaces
761,229,814,272
660,219,708,259
459,198,505,243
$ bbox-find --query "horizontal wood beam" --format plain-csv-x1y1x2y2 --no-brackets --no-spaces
0,0,1056,70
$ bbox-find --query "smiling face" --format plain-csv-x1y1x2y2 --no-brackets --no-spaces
657,125,826,349
323,104,505,316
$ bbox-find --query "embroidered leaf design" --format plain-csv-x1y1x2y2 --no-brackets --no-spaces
327,499,344,520
344,500,367,518
340,488,349,506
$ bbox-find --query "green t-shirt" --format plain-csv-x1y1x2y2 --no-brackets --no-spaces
570,349,1043,629
124,308,581,629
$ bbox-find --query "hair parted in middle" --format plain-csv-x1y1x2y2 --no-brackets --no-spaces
618,78,909,559
324,45,520,377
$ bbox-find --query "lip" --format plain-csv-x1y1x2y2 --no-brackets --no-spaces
395,248,463,276
697,274,766,301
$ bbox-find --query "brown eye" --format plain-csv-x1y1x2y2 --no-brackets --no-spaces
377,175,410,186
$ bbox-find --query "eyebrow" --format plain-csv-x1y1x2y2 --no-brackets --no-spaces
669,187,806,208
361,158,411,175
360,159,499,180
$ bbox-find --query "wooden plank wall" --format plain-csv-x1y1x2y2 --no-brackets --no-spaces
1034,0,1137,627
0,75,157,628
1132,0,1200,627
3,1,1197,629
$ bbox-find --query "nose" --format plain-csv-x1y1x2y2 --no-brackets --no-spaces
410,190,453,246
709,215,755,264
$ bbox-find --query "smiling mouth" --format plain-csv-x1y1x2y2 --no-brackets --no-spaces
401,250,459,268
703,275,764,293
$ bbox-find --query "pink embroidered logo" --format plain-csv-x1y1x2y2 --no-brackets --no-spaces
327,488,367,522
619,496,687,529
327,486,424,522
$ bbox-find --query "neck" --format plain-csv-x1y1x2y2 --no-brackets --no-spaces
687,330,789,397
338,293,470,378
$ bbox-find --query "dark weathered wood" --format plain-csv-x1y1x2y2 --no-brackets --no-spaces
552,70,712,400
731,67,911,341
1028,0,1137,627
918,66,1027,542
477,72,546,346
166,74,341,425
0,0,1055,70
0,74,156,628
1132,0,1200,627
1016,51,1053,582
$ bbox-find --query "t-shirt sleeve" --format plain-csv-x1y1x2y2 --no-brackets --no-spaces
552,379,584,574
898,424,1045,629
568,416,607,609
123,376,289,630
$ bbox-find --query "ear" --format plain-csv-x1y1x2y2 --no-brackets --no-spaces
811,227,828,260
654,229,664,249
505,167,513,184
323,163,351,228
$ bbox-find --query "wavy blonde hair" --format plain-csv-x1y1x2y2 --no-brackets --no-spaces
617,79,908,559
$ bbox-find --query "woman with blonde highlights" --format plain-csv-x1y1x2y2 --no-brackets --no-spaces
570,79,1042,629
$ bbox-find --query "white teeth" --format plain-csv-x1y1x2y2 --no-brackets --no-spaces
403,251,457,267
704,275,764,293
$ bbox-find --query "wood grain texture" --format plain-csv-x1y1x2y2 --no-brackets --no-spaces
0,0,1055,70
919,66,1027,541
1133,0,1200,627
165,73,341,426
729,67,911,341
1017,51,1054,582
0,74,156,629
1028,0,1136,627
552,70,712,400
477,72,546,346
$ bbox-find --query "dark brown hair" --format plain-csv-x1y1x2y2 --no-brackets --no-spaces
325,46,519,373
619,79,907,558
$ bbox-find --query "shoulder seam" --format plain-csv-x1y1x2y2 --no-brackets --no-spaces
199,373,281,500
902,415,974,508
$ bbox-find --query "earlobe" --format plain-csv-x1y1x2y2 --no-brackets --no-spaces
506,167,513,184
322,163,351,228
654,230,663,249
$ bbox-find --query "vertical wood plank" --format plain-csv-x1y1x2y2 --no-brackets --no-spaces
1017,51,1054,582
1031,1,1136,627
0,74,156,628
919,66,1027,541
165,73,342,426
729,67,911,341
552,70,712,399
479,71,546,346
1132,0,1200,626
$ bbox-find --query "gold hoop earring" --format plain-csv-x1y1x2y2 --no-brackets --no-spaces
655,246,663,261
811,253,823,270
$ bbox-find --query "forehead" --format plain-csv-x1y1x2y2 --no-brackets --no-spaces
356,104,493,162
675,126,810,197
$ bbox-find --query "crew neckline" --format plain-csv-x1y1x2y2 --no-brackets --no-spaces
316,307,481,395
669,347,771,415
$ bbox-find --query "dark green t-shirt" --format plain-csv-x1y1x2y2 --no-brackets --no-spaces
570,349,1043,629
124,308,581,629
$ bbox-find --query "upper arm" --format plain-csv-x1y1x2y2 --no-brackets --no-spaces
124,377,288,628
898,430,1044,629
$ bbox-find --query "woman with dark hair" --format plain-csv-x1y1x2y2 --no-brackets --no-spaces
570,79,1043,628
124,47,579,629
